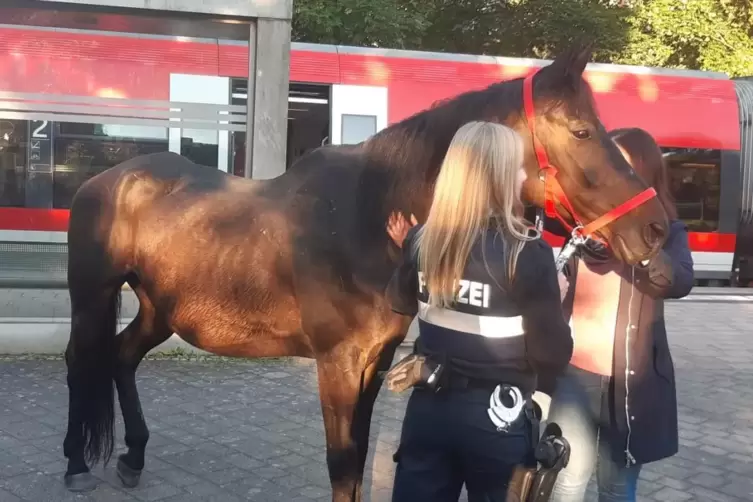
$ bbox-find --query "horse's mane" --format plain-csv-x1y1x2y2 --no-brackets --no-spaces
356,78,524,243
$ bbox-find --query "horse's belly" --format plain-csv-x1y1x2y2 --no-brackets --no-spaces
155,288,310,358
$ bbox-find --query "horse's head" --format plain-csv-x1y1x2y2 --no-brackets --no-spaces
512,44,669,265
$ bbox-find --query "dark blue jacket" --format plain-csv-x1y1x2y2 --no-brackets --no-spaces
386,223,573,394
557,219,694,465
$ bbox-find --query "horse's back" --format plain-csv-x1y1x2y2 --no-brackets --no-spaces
67,151,251,279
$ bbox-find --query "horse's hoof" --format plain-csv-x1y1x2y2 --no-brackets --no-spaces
64,472,98,492
116,456,142,488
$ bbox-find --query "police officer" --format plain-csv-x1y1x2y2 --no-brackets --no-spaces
384,121,573,502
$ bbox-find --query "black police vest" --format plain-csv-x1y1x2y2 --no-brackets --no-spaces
413,227,536,392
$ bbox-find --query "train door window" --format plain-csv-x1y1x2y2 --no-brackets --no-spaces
180,129,219,169
330,84,388,146
341,114,377,145
663,147,721,232
0,119,27,207
169,74,230,173
228,80,331,175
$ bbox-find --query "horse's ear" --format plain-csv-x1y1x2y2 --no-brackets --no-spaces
550,42,594,84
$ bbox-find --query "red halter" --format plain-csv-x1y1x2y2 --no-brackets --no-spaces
522,72,657,243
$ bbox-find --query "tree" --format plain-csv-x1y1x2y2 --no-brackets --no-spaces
614,0,753,77
417,0,632,63
291,0,753,77
291,0,429,49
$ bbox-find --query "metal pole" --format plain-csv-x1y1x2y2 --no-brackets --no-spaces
244,19,258,179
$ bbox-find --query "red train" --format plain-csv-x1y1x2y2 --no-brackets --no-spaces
0,24,751,285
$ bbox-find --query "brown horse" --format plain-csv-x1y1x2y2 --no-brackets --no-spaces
62,44,669,501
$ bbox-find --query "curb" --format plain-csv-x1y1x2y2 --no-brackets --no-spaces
0,317,419,355
1,293,748,355
0,318,210,356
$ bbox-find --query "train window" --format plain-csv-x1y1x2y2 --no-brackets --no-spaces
180,129,219,169
662,147,721,232
52,122,169,209
341,114,376,145
0,119,27,207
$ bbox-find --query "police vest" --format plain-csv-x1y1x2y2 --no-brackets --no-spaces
413,228,536,391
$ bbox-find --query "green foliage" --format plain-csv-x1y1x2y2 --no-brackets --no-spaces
291,0,753,76
417,0,632,63
291,0,429,49
614,0,753,76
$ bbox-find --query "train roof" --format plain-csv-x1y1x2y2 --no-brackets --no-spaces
0,22,730,82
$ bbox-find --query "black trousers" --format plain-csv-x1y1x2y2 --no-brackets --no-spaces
391,386,536,502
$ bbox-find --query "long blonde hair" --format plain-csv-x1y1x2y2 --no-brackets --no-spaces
415,121,534,308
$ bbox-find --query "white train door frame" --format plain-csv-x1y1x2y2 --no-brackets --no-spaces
169,74,231,172
330,84,388,145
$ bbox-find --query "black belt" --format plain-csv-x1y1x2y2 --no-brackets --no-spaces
443,374,501,391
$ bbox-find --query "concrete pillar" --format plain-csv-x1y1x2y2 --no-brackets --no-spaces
248,17,291,180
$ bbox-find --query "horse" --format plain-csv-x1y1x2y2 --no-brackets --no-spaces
62,44,669,501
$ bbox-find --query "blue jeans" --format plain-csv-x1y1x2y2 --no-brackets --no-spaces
547,365,642,502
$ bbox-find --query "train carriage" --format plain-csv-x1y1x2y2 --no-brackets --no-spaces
0,23,751,285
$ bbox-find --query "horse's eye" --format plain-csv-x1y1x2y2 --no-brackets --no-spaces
572,129,591,140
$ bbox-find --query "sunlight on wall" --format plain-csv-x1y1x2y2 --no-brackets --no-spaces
637,74,660,102
95,87,127,99
585,72,619,93
366,60,391,86
498,63,533,80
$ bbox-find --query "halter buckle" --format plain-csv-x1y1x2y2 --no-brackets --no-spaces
570,225,590,246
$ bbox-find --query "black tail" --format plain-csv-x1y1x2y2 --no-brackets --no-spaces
66,287,121,467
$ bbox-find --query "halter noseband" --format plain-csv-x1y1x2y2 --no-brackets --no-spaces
522,71,657,250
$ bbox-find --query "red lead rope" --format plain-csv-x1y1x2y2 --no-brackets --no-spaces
522,72,657,244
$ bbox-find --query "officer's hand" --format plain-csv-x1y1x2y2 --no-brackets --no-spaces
384,354,424,393
386,212,418,248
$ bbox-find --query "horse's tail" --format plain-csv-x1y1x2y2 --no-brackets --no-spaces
65,175,124,467
66,286,121,466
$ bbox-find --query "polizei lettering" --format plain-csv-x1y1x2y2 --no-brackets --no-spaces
417,271,490,308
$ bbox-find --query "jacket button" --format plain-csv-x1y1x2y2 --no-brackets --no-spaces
629,324,636,330
629,370,635,376
630,416,635,421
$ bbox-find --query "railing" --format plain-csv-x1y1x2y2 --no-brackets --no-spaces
0,91,248,132
0,241,68,288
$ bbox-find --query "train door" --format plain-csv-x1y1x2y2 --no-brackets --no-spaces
169,74,231,173
285,83,331,168
329,85,388,145
228,80,332,173
733,79,753,286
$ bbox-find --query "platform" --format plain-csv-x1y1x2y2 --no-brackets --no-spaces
0,297,752,501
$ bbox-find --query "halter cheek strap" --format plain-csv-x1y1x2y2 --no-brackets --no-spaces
522,72,657,244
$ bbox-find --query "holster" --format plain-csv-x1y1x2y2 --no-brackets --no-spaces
383,353,444,393
507,422,571,502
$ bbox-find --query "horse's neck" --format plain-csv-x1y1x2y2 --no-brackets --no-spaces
358,83,521,220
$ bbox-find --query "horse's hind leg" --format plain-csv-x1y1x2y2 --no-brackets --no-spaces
317,335,403,502
113,289,172,488
63,287,122,492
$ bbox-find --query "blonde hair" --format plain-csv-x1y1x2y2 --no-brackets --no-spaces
415,121,535,308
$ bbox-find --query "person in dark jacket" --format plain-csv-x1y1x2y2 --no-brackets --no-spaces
383,120,573,502
547,127,694,502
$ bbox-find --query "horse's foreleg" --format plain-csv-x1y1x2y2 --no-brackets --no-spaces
352,338,402,482
113,300,172,489
317,335,404,502
317,352,363,502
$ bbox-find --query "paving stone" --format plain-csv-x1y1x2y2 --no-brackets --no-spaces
0,299,751,501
